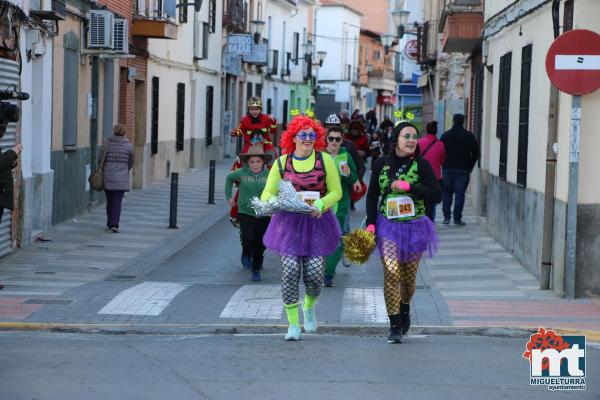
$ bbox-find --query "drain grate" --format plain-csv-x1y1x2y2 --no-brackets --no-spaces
87,244,105,248
22,299,73,305
105,275,137,281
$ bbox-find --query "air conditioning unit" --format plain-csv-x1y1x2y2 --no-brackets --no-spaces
88,10,114,49
112,19,129,54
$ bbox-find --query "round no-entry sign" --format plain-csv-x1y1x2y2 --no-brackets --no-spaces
545,29,600,95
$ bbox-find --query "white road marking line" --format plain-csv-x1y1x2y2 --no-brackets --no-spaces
219,285,283,320
340,288,388,324
98,282,190,316
555,55,600,70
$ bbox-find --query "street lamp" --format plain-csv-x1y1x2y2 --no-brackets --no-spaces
250,19,265,43
392,10,410,39
316,50,327,67
382,33,395,54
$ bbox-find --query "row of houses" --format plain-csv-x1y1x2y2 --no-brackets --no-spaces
0,0,414,258
417,0,600,297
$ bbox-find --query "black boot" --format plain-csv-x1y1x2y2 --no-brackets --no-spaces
400,303,411,335
387,314,403,343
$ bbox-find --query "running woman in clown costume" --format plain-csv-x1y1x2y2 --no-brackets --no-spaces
261,114,342,341
365,118,441,344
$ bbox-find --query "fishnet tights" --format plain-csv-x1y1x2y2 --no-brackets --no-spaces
281,255,325,305
381,240,421,315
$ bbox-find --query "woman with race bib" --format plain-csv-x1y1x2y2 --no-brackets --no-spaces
365,121,441,344
261,114,342,341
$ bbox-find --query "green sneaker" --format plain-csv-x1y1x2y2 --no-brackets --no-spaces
303,307,317,333
284,325,302,341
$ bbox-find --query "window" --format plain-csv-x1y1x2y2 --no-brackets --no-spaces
473,64,484,168
270,49,279,75
247,82,253,99
178,0,187,23
202,22,209,59
63,32,79,147
255,83,262,97
206,86,214,146
266,98,272,115
176,83,185,151
208,0,216,33
282,100,288,129
497,52,512,180
293,32,299,65
151,77,159,154
517,45,532,188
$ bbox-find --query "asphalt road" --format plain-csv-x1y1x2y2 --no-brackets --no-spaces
1,331,597,400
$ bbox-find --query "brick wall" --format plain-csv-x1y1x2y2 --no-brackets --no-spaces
99,0,148,144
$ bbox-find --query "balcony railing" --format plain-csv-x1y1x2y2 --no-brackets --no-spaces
368,68,395,80
132,0,178,39
439,0,483,53
223,0,248,33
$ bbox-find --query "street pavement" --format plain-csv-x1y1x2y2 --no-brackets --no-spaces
1,163,599,338
1,331,598,400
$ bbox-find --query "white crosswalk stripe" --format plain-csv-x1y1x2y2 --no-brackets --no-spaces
219,285,283,320
98,282,190,316
340,288,388,324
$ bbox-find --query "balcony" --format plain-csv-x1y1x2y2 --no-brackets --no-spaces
439,0,483,53
132,17,178,39
224,0,248,33
368,68,397,91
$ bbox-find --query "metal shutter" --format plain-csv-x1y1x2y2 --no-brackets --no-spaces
0,58,19,257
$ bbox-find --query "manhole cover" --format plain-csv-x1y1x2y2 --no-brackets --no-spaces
22,299,73,305
105,275,137,281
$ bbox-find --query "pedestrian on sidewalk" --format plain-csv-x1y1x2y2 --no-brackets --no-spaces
323,125,358,287
0,121,23,290
101,124,134,233
366,121,441,343
440,114,479,226
417,121,445,222
261,115,342,341
225,144,272,281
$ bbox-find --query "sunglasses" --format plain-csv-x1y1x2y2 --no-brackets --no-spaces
401,134,419,141
327,136,343,143
296,132,317,141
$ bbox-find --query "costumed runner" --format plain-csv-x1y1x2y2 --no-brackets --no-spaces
365,117,441,343
229,96,278,267
323,125,358,287
260,114,342,341
225,144,272,281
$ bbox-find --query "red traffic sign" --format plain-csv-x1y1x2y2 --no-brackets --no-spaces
545,29,600,95
404,40,418,61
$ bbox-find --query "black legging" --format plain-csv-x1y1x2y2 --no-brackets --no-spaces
238,213,271,272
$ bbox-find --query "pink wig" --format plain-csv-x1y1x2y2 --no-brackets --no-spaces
279,115,327,155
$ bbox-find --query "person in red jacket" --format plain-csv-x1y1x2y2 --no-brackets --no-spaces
229,97,278,228
231,96,278,159
417,121,445,222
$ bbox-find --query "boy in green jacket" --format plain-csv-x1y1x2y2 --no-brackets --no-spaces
225,144,272,281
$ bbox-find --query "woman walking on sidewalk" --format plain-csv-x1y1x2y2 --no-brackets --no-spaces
366,121,441,343
261,115,342,341
102,124,134,233
323,126,358,287
225,144,272,281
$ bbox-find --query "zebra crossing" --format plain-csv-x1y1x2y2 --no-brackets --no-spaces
95,283,393,324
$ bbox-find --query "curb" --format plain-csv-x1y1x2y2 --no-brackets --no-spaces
2,322,597,341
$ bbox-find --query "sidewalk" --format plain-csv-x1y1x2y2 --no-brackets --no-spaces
0,160,231,319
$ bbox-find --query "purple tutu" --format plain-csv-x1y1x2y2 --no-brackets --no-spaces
263,210,341,256
376,214,439,262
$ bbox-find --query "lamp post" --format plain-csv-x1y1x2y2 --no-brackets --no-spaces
392,10,410,39
303,41,315,80
382,33,395,55
250,19,265,44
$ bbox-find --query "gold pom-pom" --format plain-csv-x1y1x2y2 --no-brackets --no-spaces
342,228,376,265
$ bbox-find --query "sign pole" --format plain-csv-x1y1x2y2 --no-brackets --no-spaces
565,95,581,299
